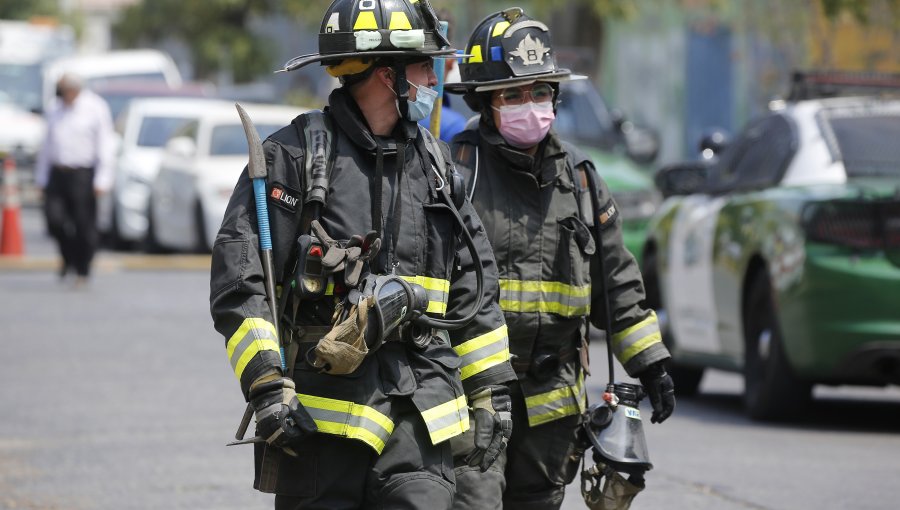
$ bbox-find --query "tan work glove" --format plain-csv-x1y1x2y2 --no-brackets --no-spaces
312,296,374,375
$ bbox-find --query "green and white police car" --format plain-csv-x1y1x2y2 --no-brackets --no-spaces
642,73,900,420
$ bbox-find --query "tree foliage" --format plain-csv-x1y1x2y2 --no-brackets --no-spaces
0,0,59,20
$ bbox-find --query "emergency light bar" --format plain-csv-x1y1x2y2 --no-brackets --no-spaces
788,70,900,101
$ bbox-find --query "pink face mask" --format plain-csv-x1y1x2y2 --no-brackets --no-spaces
493,102,556,149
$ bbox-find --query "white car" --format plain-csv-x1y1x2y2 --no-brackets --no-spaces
147,103,305,252
108,97,232,247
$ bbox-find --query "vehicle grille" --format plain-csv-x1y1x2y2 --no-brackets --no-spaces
803,199,900,267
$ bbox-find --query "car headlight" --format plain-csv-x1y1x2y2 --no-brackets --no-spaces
613,189,660,221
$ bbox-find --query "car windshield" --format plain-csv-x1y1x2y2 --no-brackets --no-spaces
85,72,168,90
0,63,42,112
137,116,194,148
554,81,616,146
829,114,900,177
209,124,283,156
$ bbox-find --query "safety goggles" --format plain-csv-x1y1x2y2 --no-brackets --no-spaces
493,82,555,106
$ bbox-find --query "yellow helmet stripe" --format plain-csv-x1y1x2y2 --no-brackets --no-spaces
354,11,379,31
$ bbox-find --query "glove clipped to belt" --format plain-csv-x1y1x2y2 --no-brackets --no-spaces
249,376,318,455
465,385,513,472
638,362,676,424
312,295,374,375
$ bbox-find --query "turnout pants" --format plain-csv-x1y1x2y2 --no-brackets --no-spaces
44,166,98,277
451,381,583,510
273,397,456,510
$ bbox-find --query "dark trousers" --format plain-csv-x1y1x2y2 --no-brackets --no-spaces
452,382,584,510
272,398,456,510
44,166,98,277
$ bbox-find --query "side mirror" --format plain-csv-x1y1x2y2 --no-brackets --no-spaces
610,108,626,132
165,136,196,159
654,162,708,198
624,125,661,165
698,129,730,160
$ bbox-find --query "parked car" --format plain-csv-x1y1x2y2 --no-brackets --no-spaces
94,80,214,124
147,103,306,252
641,72,900,420
42,49,182,114
106,97,231,248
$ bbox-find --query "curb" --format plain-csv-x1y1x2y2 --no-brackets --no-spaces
0,254,211,272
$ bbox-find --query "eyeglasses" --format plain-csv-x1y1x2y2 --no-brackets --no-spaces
493,83,555,106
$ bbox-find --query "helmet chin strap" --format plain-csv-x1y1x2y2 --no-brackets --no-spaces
393,63,410,120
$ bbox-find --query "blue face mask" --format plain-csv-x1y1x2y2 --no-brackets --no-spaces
402,80,438,122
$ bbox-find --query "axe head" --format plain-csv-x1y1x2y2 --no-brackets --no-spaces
236,103,267,179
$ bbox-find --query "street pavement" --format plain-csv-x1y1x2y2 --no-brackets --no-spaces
3,206,900,509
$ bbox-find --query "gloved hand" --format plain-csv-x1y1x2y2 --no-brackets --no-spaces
249,377,318,455
465,385,513,471
638,362,676,424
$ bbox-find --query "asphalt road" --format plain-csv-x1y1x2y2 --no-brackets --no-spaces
2,207,900,510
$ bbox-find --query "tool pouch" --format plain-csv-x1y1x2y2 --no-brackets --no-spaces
312,296,374,375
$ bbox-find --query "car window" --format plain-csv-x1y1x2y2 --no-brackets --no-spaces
137,116,195,148
554,81,618,149
85,73,168,90
711,114,796,192
827,114,900,177
0,63,42,112
208,123,283,156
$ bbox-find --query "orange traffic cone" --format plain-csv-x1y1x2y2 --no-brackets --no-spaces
1,155,24,255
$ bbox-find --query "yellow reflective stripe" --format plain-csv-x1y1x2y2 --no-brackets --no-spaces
298,394,394,454
492,21,510,37
612,312,663,362
400,275,449,316
529,404,581,427
499,279,591,298
469,44,483,63
353,11,378,30
421,395,469,444
460,348,510,380
524,374,587,426
499,300,590,317
454,325,508,356
389,11,412,30
325,281,335,295
226,318,279,380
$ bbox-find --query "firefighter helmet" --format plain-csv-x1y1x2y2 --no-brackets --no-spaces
446,7,585,93
280,0,457,74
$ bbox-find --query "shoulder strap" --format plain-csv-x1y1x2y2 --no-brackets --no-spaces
417,124,447,179
292,110,336,209
451,128,480,200
561,140,596,227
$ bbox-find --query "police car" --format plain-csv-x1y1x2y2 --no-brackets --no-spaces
641,72,900,420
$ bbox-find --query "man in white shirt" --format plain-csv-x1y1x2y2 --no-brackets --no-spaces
35,73,115,284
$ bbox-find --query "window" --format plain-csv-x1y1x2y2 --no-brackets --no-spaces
827,114,900,178
208,123,282,156
137,116,194,148
710,114,796,192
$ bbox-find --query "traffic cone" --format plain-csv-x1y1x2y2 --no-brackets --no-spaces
1,155,24,256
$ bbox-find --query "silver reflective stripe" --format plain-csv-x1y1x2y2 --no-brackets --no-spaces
499,280,591,317
524,373,586,427
229,326,278,373
298,394,394,454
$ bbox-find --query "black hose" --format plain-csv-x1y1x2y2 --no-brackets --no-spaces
583,168,616,386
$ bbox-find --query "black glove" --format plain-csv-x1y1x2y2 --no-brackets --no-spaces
465,385,513,472
249,377,318,454
638,362,676,424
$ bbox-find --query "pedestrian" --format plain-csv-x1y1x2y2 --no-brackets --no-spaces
34,73,115,286
445,8,677,509
209,1,515,509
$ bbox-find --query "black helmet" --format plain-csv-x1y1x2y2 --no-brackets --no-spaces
446,7,585,94
280,0,457,74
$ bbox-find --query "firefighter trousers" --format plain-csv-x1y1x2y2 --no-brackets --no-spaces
451,381,583,510
273,397,456,510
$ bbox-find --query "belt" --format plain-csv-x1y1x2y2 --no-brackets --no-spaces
52,164,93,172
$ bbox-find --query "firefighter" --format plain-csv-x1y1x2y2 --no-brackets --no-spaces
445,9,676,510
209,1,515,508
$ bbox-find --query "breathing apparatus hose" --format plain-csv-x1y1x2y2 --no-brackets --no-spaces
413,186,484,330
583,166,616,387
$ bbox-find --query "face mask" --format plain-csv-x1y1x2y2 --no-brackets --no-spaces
402,80,439,122
493,102,556,149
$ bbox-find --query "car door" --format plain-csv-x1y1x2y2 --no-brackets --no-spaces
664,114,796,357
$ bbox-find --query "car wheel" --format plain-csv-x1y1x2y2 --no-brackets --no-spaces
743,273,811,420
642,247,704,396
194,199,210,253
109,202,134,252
